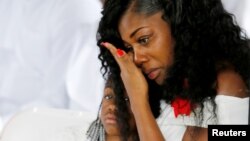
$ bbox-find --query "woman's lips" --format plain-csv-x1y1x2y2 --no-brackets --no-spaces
147,69,160,80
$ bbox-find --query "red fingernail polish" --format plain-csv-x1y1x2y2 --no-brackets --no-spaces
117,49,124,57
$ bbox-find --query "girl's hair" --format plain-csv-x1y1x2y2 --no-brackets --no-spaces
86,104,105,141
97,0,250,127
87,75,139,141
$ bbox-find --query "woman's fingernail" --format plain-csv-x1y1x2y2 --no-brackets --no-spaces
100,42,106,47
117,49,125,57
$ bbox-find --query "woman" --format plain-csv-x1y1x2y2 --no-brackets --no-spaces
86,77,139,141
97,0,250,140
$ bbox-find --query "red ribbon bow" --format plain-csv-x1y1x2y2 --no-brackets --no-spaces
171,97,191,118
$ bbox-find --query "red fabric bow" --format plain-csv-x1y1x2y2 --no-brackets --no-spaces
171,97,191,118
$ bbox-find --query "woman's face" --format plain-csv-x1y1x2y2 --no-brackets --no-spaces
118,11,175,85
100,87,136,136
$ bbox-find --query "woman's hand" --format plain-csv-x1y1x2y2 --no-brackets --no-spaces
101,42,149,103
102,42,165,141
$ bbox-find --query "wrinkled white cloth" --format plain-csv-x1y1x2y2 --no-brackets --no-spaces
157,95,249,141
66,20,104,115
0,96,248,141
0,0,103,130
0,108,95,141
222,0,250,37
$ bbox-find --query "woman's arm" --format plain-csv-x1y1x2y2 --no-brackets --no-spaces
102,42,165,141
130,96,165,141
182,127,208,141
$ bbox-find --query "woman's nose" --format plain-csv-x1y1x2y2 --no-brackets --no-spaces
133,48,148,67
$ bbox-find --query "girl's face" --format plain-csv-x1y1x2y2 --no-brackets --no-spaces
100,87,119,136
100,87,136,136
118,11,175,85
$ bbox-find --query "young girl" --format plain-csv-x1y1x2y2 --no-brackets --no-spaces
86,77,139,141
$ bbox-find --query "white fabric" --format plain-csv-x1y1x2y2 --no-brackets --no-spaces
65,0,104,117
157,95,249,141
222,0,250,37
66,20,104,115
215,95,249,124
0,96,248,141
0,0,103,131
0,108,95,141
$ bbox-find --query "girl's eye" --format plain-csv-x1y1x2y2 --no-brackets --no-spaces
138,36,149,45
104,95,113,100
124,97,130,103
124,97,129,101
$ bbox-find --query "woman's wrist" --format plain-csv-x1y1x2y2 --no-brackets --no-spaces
130,97,150,115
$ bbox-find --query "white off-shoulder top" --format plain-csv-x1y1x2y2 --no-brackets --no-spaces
157,95,249,141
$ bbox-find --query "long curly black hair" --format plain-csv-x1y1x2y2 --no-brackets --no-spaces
97,0,250,134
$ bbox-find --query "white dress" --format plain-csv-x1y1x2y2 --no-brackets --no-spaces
157,95,249,141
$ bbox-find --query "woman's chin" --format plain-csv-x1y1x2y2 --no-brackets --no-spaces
155,75,165,85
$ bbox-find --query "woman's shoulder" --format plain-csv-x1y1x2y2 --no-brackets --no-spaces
157,95,249,126
216,69,249,98
156,101,205,127
156,96,249,140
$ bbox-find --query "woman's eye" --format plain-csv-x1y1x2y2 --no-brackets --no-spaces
124,45,133,53
138,37,149,45
104,95,113,100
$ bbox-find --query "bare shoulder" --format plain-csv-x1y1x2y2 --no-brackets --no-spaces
216,69,249,98
182,126,207,141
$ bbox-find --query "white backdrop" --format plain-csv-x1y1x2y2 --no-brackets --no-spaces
222,0,250,37
0,0,104,131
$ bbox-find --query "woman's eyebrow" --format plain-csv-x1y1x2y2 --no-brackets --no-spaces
130,27,147,38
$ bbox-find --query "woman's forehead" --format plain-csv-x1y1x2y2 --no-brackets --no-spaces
104,87,113,93
119,11,163,37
